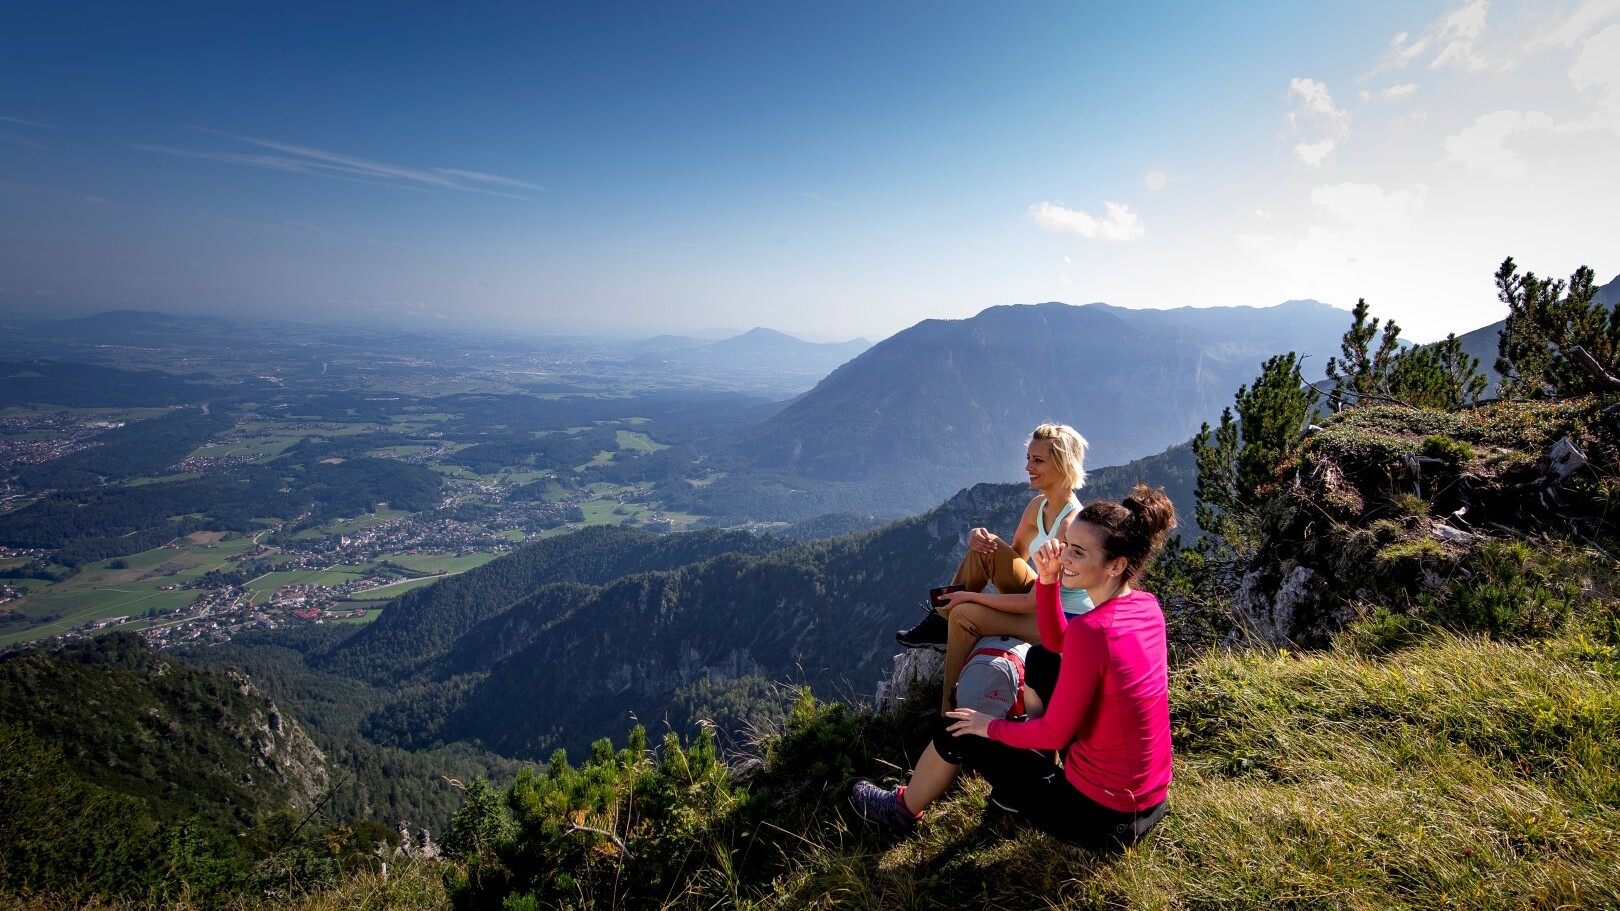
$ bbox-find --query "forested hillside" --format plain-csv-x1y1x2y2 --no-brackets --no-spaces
0,631,327,829
319,525,783,683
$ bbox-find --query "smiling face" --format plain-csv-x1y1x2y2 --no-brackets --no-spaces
1025,439,1056,491
1058,520,1127,596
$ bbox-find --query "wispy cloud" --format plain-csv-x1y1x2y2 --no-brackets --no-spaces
1429,0,1490,70
434,168,546,192
800,190,841,206
1536,0,1620,47
1286,77,1350,167
1028,200,1145,241
3,134,50,151
1360,83,1419,102
0,115,64,130
130,128,544,200
1375,0,1494,73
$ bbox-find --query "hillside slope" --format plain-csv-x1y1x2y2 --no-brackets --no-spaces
359,442,1194,759
0,632,328,830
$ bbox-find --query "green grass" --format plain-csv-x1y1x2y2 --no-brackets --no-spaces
422,601,1620,911
184,433,303,461
385,553,498,575
340,577,444,600
367,444,436,458
319,508,412,534
763,625,1620,911
577,495,643,524
615,429,667,453
326,607,384,624
0,536,260,646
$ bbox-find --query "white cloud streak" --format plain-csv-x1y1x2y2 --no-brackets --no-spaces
1537,0,1620,47
131,129,543,200
0,115,64,130
1028,200,1145,241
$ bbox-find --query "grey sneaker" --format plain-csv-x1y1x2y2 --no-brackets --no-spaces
849,780,919,831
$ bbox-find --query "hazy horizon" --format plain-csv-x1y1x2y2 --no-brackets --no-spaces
3,1,1616,344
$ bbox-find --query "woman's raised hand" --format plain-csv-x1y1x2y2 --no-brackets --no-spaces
968,526,998,554
1031,538,1063,585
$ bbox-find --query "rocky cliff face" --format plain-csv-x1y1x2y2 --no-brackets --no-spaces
225,667,329,811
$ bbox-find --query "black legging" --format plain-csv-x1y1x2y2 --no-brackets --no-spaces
936,646,1166,852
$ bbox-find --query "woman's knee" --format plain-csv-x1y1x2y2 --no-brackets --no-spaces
946,603,990,638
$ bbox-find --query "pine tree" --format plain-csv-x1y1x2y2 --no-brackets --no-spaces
1387,333,1487,409
1324,299,1403,410
1193,353,1320,554
1495,257,1620,399
1326,299,1486,410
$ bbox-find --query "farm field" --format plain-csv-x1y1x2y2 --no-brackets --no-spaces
385,553,498,575
0,535,258,646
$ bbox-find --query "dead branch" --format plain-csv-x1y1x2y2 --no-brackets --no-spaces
1566,345,1620,392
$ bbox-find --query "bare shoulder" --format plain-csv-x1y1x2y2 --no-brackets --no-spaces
1019,495,1044,522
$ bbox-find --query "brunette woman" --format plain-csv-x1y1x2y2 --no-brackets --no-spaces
855,485,1177,852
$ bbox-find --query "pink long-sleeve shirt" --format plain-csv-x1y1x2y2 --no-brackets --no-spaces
986,580,1172,813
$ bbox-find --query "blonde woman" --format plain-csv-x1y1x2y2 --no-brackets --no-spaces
896,423,1090,714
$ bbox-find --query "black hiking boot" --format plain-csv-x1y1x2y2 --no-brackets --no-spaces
896,606,948,649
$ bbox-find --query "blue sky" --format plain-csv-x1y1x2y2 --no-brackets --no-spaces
2,1,1616,342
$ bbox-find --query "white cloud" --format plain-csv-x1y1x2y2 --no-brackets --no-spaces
1293,139,1337,167
434,168,546,192
1144,169,1168,191
1288,77,1343,121
1028,200,1145,241
1430,0,1489,70
1570,23,1620,128
1310,182,1427,233
1437,22,1620,178
1286,78,1349,166
1538,0,1620,47
1359,83,1418,102
1372,0,1494,73
1387,30,1431,68
1443,109,1557,177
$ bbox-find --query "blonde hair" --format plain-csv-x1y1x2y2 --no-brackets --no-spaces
1030,422,1087,492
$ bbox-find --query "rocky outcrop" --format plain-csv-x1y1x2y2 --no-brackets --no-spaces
1214,400,1617,647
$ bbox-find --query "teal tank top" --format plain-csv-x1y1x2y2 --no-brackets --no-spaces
1026,497,1093,617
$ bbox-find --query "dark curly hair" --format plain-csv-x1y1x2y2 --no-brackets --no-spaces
1074,484,1177,584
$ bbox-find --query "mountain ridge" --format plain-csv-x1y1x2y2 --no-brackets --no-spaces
716,300,1344,513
